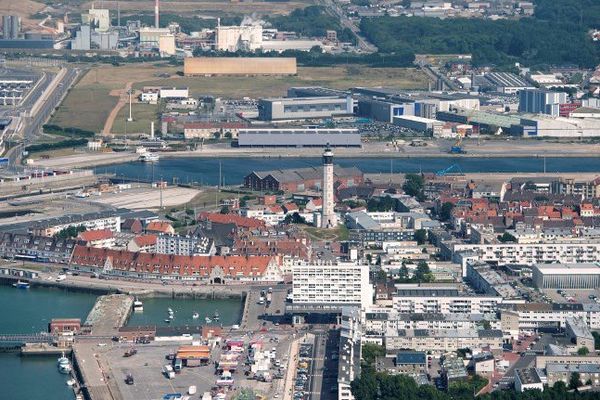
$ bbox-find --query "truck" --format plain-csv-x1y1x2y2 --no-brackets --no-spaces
163,365,175,379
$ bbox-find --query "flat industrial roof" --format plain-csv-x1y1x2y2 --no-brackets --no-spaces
534,263,600,275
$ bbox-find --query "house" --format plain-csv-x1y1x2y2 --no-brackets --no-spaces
70,245,283,283
0,233,82,264
122,218,143,234
243,165,363,192
78,229,115,248
127,234,157,252
197,212,266,230
146,221,175,235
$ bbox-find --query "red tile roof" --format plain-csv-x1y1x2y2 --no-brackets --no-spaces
146,221,174,233
78,229,113,242
71,245,273,277
134,234,157,247
198,212,265,229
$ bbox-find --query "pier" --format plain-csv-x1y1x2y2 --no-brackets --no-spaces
74,294,133,400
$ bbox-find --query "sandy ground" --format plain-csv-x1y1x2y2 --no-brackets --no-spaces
92,187,201,210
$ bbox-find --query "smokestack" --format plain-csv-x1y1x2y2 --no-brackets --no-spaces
155,0,160,28
150,121,155,139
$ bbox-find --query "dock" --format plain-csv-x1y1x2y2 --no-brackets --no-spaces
74,294,133,400
84,294,133,336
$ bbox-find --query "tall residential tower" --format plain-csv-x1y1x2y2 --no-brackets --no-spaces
321,145,337,229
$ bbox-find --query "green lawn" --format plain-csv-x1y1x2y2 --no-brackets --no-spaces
111,103,161,135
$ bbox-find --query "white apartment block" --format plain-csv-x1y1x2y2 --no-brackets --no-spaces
392,286,501,314
450,242,600,266
501,303,600,334
31,215,121,237
156,234,214,256
292,262,372,309
363,309,500,335
385,329,503,353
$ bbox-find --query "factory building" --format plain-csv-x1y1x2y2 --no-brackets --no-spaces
72,25,91,50
477,72,535,94
258,96,353,121
518,89,568,117
517,116,600,138
236,128,361,147
82,7,111,32
183,57,297,76
357,98,415,123
532,263,600,289
215,24,262,52
2,15,20,39
139,27,171,48
393,115,443,135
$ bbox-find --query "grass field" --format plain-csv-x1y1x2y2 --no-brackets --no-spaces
51,63,429,133
135,66,429,98
111,103,161,135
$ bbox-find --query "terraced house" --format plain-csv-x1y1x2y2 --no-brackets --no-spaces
69,245,283,283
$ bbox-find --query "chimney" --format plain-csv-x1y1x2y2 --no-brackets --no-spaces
150,121,155,139
155,0,160,28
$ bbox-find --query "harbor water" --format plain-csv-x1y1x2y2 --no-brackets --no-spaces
98,156,600,186
0,284,97,400
0,284,242,399
127,296,243,327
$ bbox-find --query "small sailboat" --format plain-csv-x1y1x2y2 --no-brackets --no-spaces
66,379,76,386
169,314,174,320
213,311,220,321
164,319,171,323
192,312,199,319
167,308,173,313
205,317,212,324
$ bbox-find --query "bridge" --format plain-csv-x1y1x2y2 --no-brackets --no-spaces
0,333,56,344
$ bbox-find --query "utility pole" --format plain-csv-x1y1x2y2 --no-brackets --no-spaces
127,89,133,122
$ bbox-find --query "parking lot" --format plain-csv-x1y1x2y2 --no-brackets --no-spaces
104,330,295,400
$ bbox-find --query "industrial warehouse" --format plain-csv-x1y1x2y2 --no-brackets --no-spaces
532,263,600,289
235,128,361,148
183,57,298,76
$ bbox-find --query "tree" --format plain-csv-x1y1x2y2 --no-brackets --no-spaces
592,331,600,350
498,232,517,243
54,225,86,239
402,174,425,200
577,346,590,356
439,202,454,222
232,389,256,400
414,229,427,245
415,261,434,283
219,205,230,214
283,212,307,225
569,371,582,390
361,343,385,366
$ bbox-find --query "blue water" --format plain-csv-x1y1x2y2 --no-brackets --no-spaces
127,296,242,327
96,156,600,186
0,284,97,400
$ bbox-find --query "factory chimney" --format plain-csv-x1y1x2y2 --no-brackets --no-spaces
155,0,160,28
150,121,155,139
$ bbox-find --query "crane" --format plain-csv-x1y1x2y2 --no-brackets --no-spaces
449,103,478,154
435,163,464,176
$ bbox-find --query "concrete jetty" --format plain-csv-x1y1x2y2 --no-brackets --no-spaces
75,294,133,400
84,294,133,336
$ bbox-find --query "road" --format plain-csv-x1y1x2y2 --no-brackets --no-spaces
3,66,80,167
317,0,378,53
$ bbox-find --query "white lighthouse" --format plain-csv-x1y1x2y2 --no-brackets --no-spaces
321,145,337,229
